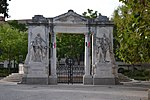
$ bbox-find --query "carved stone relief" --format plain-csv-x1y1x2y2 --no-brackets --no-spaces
30,33,47,62
55,15,86,23
96,33,110,63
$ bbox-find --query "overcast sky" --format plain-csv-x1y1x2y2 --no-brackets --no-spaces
7,0,122,20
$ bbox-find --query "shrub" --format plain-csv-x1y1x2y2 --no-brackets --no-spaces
123,69,150,81
143,69,150,76
133,76,149,81
0,68,18,77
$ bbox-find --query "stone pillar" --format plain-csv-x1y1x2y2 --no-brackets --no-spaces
92,27,97,77
93,26,118,85
83,33,93,85
49,19,57,85
21,15,49,84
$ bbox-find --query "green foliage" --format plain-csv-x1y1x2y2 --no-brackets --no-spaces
57,33,84,64
112,0,150,64
133,76,149,81
82,9,98,19
124,69,150,81
0,23,28,64
0,68,18,77
143,69,150,77
0,0,11,18
8,20,27,32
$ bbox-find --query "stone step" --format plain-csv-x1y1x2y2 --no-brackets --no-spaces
1,73,23,82
5,73,23,78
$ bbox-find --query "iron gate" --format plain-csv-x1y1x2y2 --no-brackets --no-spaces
57,64,84,84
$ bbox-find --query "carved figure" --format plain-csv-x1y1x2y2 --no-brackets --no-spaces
31,33,47,62
96,34,110,63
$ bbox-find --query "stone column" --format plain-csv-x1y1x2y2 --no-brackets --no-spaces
92,27,97,77
83,32,93,85
21,15,49,84
49,19,57,85
93,26,117,85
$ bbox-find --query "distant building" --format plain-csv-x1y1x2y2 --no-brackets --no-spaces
0,61,16,68
11,19,32,24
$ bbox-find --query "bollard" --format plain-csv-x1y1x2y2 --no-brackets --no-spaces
148,89,150,100
19,63,24,74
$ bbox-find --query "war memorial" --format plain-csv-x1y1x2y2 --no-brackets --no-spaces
0,10,149,100
21,10,118,85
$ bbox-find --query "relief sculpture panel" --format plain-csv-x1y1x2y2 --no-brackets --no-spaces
30,33,47,62
95,27,112,64
96,33,110,63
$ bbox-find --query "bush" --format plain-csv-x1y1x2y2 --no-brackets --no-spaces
133,70,145,77
133,76,149,81
123,69,150,81
143,69,150,76
0,68,18,77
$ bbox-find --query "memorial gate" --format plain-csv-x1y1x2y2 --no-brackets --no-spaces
21,10,118,85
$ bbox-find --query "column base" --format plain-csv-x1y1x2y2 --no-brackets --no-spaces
93,77,119,85
83,75,93,85
48,75,57,85
21,77,48,84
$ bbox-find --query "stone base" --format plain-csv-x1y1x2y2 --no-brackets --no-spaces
21,77,48,84
83,75,93,85
48,75,57,85
93,77,117,85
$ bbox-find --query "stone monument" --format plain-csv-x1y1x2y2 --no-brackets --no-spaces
21,15,49,84
20,10,118,85
92,15,118,85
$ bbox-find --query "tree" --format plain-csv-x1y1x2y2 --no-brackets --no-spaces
8,20,27,32
57,33,84,65
0,0,11,19
112,0,150,64
7,20,28,63
82,9,98,19
0,23,28,69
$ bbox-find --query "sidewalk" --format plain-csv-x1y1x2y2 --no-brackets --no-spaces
0,81,148,100
122,80,150,88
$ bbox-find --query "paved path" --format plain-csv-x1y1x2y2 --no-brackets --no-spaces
0,81,148,100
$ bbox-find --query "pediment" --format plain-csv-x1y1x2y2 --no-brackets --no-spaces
53,10,88,23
